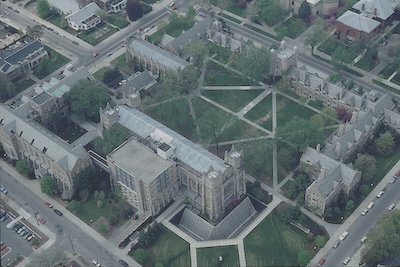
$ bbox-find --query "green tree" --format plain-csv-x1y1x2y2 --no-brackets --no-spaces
97,200,103,208
34,58,51,79
93,125,130,157
27,249,67,267
134,248,146,264
26,25,44,40
68,200,81,213
276,116,323,152
40,175,59,196
374,131,395,156
297,250,312,266
311,107,337,129
314,235,326,248
362,210,400,265
277,147,296,170
245,1,259,25
359,184,370,196
154,263,165,267
345,200,355,212
354,153,377,182
103,67,122,86
94,190,100,200
98,190,106,200
217,0,231,15
258,0,286,26
37,0,53,19
298,1,311,21
304,18,329,55
64,80,111,122
15,159,33,176
276,75,292,92
126,0,143,21
98,224,107,233
236,45,270,81
183,40,209,67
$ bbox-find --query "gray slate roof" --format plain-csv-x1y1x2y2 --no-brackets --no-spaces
0,104,89,173
353,0,400,20
122,70,157,93
117,105,227,174
128,38,189,71
65,2,101,23
337,11,380,33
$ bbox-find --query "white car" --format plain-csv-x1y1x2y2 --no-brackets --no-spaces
343,257,351,265
339,231,349,241
376,191,384,198
388,203,396,211
360,236,367,243
91,260,101,267
361,208,369,216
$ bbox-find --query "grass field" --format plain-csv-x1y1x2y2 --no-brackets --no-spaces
244,94,273,131
140,227,191,267
204,61,257,86
78,24,118,45
197,246,240,267
202,90,262,112
276,94,316,126
244,212,307,266
33,47,70,79
93,66,111,82
217,119,267,142
375,149,400,183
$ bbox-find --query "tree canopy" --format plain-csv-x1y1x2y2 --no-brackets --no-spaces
126,0,143,21
276,116,323,152
37,0,53,19
257,0,286,26
236,45,270,81
304,19,329,54
354,153,377,181
64,80,111,122
298,1,311,21
297,250,312,266
93,125,130,157
162,66,200,94
183,40,209,67
374,131,395,156
15,159,33,177
40,175,59,196
26,25,44,40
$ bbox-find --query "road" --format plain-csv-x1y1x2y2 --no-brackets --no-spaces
0,168,124,267
322,176,400,266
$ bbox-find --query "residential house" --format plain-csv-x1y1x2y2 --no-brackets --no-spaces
47,0,80,14
95,0,127,13
285,0,339,16
101,105,247,221
65,2,102,31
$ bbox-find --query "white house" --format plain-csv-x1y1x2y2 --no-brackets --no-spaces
65,2,102,31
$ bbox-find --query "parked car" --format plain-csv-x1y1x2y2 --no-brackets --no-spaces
376,191,384,198
388,203,396,211
367,202,374,209
107,52,112,56
360,236,367,243
54,209,63,216
119,260,128,267
92,53,99,58
339,231,349,241
361,208,369,216
332,240,340,249
0,186,7,194
72,41,79,45
317,258,326,267
0,214,9,222
37,216,46,224
343,256,351,265
92,260,101,267
45,202,53,208
389,176,397,184
27,234,35,241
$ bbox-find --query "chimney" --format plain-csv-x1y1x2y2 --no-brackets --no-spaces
373,8,377,16
316,144,321,153
337,124,345,136
362,3,365,11
318,168,325,181
350,111,358,124
335,141,341,159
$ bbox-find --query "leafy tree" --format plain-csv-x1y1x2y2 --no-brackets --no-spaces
98,224,107,233
359,184,370,196
27,249,67,267
354,153,377,182
154,263,165,267
26,25,44,40
245,1,259,25
236,45,270,81
64,80,111,122
277,147,296,170
34,58,51,79
258,0,286,26
37,0,53,19
362,210,400,265
297,250,312,266
40,175,59,196
99,190,106,200
15,159,33,176
276,116,323,152
126,0,143,21
374,131,395,156
298,1,311,21
97,200,103,208
304,18,329,55
134,248,146,264
68,200,81,212
93,125,130,157
103,67,122,86
345,200,355,211
314,235,326,248
110,216,119,225
311,107,337,129
183,40,209,67
79,188,89,201
94,190,100,200
217,0,231,15
276,75,292,92
336,107,352,122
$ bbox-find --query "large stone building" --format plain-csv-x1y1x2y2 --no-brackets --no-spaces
270,40,298,77
101,105,247,221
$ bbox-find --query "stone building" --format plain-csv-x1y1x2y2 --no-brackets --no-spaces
270,40,298,77
101,105,247,221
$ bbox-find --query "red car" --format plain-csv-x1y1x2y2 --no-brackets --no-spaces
92,53,99,58
0,244,6,252
45,202,53,208
317,258,326,267
37,216,46,224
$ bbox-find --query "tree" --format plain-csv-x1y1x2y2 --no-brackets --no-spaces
362,210,400,265
64,80,111,122
277,147,296,170
94,190,100,200
217,0,231,15
103,67,123,86
276,116,323,152
354,153,377,182
99,190,106,200
27,249,67,267
245,1,259,25
26,25,44,40
195,110,229,141
98,224,107,233
304,18,329,55
154,263,165,267
236,45,270,81
15,159,33,176
126,0,143,21
68,200,81,213
34,58,51,79
97,200,103,208
297,250,312,266
345,200,355,212
134,248,146,264
359,184,370,196
276,75,292,93
40,175,59,196
314,235,326,248
374,131,395,156
311,107,337,129
37,0,53,19
93,125,130,157
258,0,286,26
298,1,311,21
183,40,209,67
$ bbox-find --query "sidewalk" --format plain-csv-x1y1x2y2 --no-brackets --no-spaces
0,159,141,267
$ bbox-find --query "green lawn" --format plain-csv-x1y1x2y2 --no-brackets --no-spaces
78,24,118,45
33,47,70,79
392,73,400,86
147,30,164,45
207,43,232,64
111,53,134,75
244,94,273,130
68,196,113,224
222,13,241,24
104,15,129,29
217,119,267,142
276,17,308,39
372,79,400,95
276,94,316,126
355,57,378,71
201,90,262,112
197,246,240,267
244,212,308,266
307,99,324,110
93,66,111,82
204,61,257,86
138,227,191,267
374,149,400,183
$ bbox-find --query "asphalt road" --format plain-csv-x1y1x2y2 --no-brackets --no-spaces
0,168,122,266
322,178,400,266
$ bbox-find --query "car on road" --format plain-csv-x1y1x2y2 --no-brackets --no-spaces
376,190,384,198
92,260,101,267
317,258,326,266
13,9,19,13
92,53,99,58
388,203,396,211
367,202,374,209
54,209,63,216
119,259,128,267
144,27,150,33
343,256,351,265
332,240,340,248
360,236,367,243
72,40,79,45
107,52,112,56
0,186,7,194
0,213,9,222
389,176,397,184
45,202,53,208
37,216,46,224
361,208,369,216
55,224,63,234
339,231,349,241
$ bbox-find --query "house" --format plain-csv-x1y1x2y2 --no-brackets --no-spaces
95,0,127,13
285,0,339,16
47,0,80,14
127,38,190,76
65,2,102,31
101,105,247,221
0,104,91,197
300,146,361,215
0,40,49,81
335,10,380,40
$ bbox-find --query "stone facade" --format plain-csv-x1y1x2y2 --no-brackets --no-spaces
270,40,298,77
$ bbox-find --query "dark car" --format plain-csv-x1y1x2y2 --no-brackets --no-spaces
55,224,63,234
72,41,79,45
54,209,63,216
119,260,128,267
